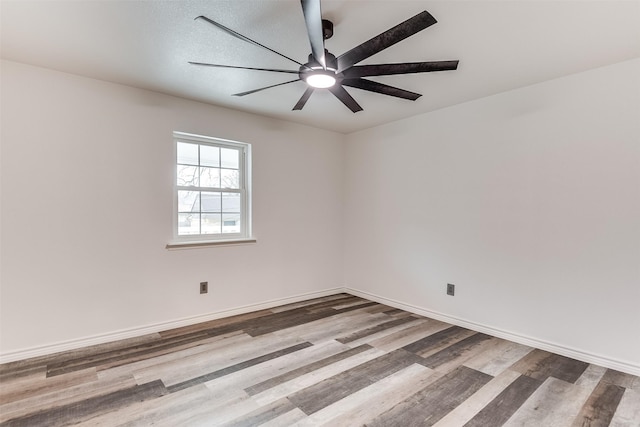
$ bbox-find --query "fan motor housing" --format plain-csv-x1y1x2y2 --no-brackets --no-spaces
299,51,340,87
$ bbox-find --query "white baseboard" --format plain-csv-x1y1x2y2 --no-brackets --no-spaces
3,286,639,377
0,287,343,364
344,287,640,377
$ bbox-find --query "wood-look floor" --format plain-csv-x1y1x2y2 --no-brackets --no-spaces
1,294,639,426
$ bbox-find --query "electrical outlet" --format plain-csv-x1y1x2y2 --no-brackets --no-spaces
200,282,208,294
447,283,455,296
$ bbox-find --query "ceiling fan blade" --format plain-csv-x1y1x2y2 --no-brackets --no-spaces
233,79,300,97
329,85,363,113
342,78,421,101
293,87,315,110
336,11,437,72
342,60,459,78
195,15,303,66
300,0,326,68
189,62,299,74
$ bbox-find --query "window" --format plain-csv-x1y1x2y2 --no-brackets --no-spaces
172,132,251,244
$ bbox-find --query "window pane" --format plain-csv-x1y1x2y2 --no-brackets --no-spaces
177,165,199,187
222,213,240,234
201,145,220,167
177,142,198,165
174,133,249,241
201,192,221,212
221,148,239,169
178,213,200,235
221,169,239,189
178,191,199,212
202,213,222,234
222,192,240,213
200,167,220,188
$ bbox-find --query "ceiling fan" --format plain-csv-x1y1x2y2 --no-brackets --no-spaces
190,0,459,113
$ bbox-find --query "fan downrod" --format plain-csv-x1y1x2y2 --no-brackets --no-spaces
322,19,333,40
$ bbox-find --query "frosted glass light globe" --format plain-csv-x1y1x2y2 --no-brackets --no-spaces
306,73,336,88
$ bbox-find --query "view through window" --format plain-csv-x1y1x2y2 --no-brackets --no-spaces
174,132,251,241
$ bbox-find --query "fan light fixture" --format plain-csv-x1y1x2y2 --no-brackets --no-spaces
191,6,460,113
305,71,336,88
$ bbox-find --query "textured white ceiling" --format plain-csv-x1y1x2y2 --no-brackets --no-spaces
2,0,639,133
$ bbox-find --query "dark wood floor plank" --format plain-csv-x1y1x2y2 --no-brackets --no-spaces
243,310,340,337
600,368,638,389
402,325,469,355
158,309,275,338
288,295,363,314
257,294,355,315
0,380,167,427
0,334,162,381
420,333,493,369
245,344,372,396
367,366,493,427
167,342,313,393
367,318,450,352
287,349,422,415
181,296,363,342
463,374,543,427
221,397,297,427
47,298,368,377
245,301,379,336
502,376,594,426
46,331,214,377
268,295,354,314
357,303,397,314
571,380,625,427
0,365,47,384
510,349,589,383
336,316,417,344
0,367,98,405
382,308,406,316
323,298,372,311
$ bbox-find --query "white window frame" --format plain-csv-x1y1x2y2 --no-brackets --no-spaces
168,131,253,248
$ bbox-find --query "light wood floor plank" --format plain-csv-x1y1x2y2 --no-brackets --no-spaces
3,380,167,427
259,408,308,426
575,363,608,389
367,318,451,352
463,373,543,427
463,339,533,377
271,310,388,344
0,366,97,405
297,364,440,426
76,383,220,426
245,344,371,396
134,334,305,387
503,377,593,427
367,366,493,427
341,318,427,348
510,349,590,384
204,340,349,396
250,347,386,406
286,349,422,415
432,369,522,427
0,371,139,423
572,380,625,427
167,342,313,392
609,388,640,427
97,330,246,382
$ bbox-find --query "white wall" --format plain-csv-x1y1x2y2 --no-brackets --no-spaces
344,59,640,367
2,57,639,371
0,60,344,355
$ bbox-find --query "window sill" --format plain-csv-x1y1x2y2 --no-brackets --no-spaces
166,238,257,250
